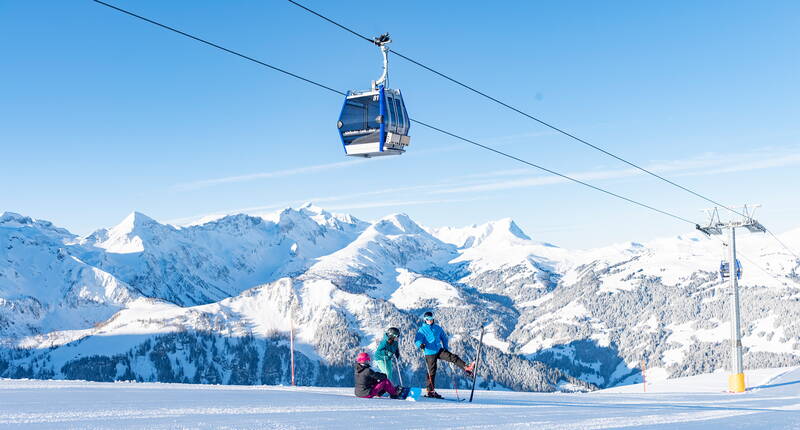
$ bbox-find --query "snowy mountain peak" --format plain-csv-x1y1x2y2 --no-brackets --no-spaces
90,211,168,254
270,207,331,236
0,211,33,226
298,201,321,212
432,217,532,249
373,213,426,236
296,203,343,224
104,211,160,237
0,212,74,239
196,213,268,234
500,218,531,241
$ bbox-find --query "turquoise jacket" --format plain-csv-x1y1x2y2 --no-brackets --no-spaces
415,323,448,355
374,334,400,361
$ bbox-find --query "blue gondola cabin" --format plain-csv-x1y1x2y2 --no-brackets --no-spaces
337,85,410,157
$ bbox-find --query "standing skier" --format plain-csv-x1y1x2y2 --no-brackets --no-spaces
374,327,401,385
414,311,474,399
354,352,408,399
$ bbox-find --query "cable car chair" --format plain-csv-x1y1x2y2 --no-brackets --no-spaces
337,34,410,157
719,259,742,280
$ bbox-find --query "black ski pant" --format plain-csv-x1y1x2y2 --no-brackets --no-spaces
424,348,467,392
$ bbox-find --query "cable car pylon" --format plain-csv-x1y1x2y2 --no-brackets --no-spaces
336,33,410,157
697,204,766,393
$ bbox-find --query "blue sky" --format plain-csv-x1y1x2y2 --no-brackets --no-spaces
1,0,798,248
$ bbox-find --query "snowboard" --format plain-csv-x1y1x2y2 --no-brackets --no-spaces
397,386,412,400
405,387,423,401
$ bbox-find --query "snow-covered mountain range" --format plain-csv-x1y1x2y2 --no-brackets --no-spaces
1,205,798,391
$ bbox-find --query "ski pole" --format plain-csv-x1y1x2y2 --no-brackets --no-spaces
448,361,462,401
394,356,404,387
469,324,485,403
420,348,433,392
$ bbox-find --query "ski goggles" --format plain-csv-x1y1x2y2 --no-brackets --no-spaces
423,316,434,321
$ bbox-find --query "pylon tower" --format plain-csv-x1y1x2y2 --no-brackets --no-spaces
697,205,766,393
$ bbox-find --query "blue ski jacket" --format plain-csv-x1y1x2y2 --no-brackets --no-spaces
415,323,448,355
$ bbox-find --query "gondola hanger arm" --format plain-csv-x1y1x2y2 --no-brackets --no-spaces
371,33,391,90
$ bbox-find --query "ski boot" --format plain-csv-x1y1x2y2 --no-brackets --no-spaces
391,386,411,400
425,390,443,399
464,362,475,377
389,386,403,399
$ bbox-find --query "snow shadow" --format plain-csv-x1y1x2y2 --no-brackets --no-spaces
529,339,635,388
0,331,358,387
749,379,800,390
470,396,792,415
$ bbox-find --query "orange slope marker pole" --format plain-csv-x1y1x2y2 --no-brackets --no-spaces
290,318,296,386
641,360,646,393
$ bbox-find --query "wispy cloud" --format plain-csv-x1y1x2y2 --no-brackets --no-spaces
321,197,484,211
430,167,640,194
171,159,370,191
433,145,800,195
674,153,800,177
166,126,640,193
167,144,799,225
485,130,559,144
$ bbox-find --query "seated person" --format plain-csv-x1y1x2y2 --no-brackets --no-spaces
354,352,402,399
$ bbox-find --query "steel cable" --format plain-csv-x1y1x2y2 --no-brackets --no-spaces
93,0,702,227
286,0,800,259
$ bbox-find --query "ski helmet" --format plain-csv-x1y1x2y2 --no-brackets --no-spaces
386,327,400,338
423,311,434,321
356,352,371,363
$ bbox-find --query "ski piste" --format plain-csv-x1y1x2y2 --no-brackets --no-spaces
469,324,486,403
409,388,465,402
425,395,465,403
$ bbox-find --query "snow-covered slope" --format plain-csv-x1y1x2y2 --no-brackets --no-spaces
2,366,798,429
303,213,459,298
513,231,800,387
0,213,137,341
0,208,587,391
1,206,798,392
78,205,366,306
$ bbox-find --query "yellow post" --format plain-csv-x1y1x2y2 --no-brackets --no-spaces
728,373,745,393
726,227,746,393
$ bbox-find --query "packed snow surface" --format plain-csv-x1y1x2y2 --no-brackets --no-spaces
2,367,799,429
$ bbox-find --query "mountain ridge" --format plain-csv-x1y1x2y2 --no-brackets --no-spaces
1,206,798,391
